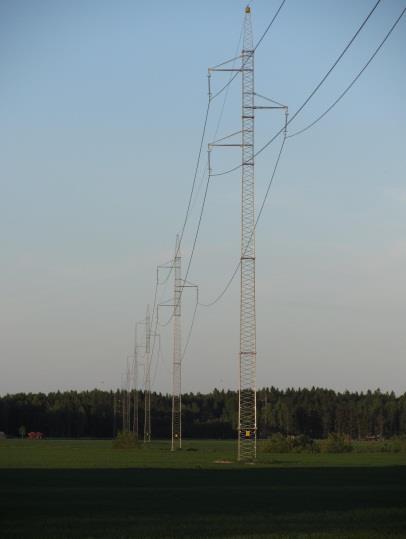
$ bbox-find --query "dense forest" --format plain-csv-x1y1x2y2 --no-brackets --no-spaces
1,387,406,439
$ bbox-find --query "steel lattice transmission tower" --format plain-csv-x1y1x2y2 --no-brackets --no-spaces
132,328,139,439
172,235,182,451
209,6,258,461
126,356,132,432
121,373,126,432
159,237,197,451
144,305,151,442
239,5,256,462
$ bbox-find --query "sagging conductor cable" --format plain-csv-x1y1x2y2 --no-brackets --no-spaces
158,171,212,328
288,6,406,138
210,0,287,101
155,2,288,331
199,117,288,308
211,0,383,178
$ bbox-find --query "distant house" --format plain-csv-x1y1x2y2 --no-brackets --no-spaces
27,432,43,440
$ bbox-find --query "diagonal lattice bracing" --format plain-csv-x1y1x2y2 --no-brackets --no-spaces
172,235,182,451
238,6,256,462
144,305,151,442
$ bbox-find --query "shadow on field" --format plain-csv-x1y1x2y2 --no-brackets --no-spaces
1,466,406,537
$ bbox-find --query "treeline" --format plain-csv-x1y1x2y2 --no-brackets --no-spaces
1,387,406,439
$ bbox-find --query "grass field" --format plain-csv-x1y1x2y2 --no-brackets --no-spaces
1,439,406,538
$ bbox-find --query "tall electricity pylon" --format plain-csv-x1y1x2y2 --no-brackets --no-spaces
210,6,287,459
239,5,256,462
144,305,151,442
133,319,147,439
209,6,257,461
172,235,182,451
132,331,139,438
159,240,197,451
126,356,132,432
121,373,126,432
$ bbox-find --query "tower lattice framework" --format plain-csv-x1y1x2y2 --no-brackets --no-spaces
238,6,256,461
144,305,151,442
172,236,182,450
132,329,139,439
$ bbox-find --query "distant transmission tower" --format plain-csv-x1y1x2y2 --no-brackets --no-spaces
132,327,139,439
172,235,182,451
144,305,151,442
121,373,126,432
126,356,132,432
158,239,197,451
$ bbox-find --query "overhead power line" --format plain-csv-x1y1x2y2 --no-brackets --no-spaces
189,18,244,215
158,172,211,328
177,101,211,250
178,23,245,359
156,0,382,344
287,6,406,138
144,0,398,387
211,0,287,101
199,1,404,308
152,1,289,331
174,0,286,266
181,125,288,355
181,298,198,362
211,0,383,177
149,259,175,331
159,0,405,371
199,124,288,308
159,100,211,296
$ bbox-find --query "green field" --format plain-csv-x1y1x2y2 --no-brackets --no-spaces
1,439,406,538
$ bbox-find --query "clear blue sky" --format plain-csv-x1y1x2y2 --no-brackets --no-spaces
1,0,405,395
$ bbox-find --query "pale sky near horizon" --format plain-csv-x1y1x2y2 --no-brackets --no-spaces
1,0,405,396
